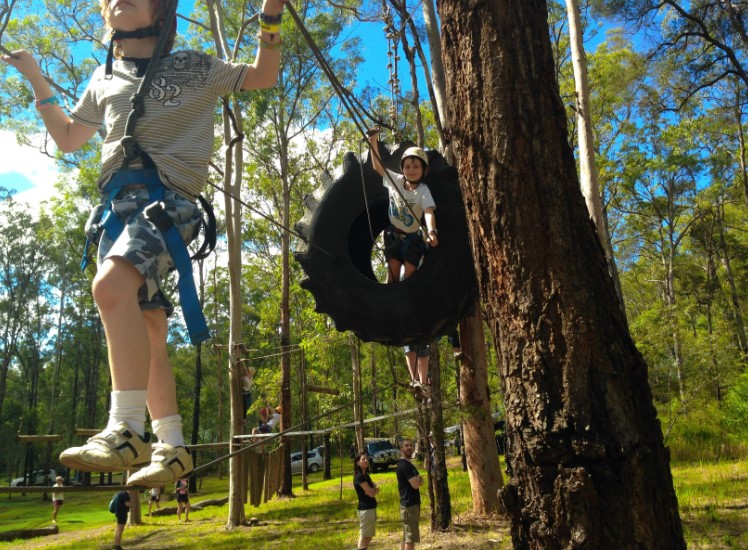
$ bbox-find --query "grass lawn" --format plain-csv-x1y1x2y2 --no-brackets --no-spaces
1,457,746,549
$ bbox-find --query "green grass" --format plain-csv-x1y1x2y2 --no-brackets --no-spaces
2,457,746,549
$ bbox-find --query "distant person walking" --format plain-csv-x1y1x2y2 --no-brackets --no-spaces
51,476,64,524
175,479,190,521
396,439,423,550
353,453,379,549
111,490,130,550
147,486,161,515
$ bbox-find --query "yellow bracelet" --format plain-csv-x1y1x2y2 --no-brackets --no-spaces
260,21,281,34
257,33,282,50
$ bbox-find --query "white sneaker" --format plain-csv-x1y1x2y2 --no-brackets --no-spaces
59,422,152,472
127,443,193,487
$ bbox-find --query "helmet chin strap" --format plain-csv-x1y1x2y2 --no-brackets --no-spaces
105,26,162,77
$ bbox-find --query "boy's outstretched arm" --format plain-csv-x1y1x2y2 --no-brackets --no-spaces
366,127,384,177
241,0,287,90
1,50,98,153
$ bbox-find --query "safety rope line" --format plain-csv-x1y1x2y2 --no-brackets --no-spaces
0,484,135,495
191,374,457,477
0,379,457,493
358,140,377,242
285,4,429,240
383,3,402,141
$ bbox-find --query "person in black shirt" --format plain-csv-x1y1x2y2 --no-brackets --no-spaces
396,439,423,549
353,452,379,549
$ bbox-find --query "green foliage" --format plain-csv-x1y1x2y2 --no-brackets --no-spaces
660,399,748,463
724,371,748,443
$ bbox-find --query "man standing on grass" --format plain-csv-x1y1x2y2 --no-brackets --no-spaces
396,438,423,550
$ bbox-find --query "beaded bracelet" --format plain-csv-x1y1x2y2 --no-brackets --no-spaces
35,96,59,111
257,33,283,50
259,12,283,25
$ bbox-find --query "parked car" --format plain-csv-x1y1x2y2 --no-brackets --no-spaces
290,449,324,474
10,468,57,487
364,439,399,472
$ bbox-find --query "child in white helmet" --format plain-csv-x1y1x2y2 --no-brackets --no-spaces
2,0,286,486
366,128,438,392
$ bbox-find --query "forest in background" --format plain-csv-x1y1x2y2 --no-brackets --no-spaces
0,0,746,480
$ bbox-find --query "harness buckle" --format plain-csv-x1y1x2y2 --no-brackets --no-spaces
144,201,173,232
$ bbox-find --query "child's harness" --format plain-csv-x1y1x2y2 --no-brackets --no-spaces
81,0,214,345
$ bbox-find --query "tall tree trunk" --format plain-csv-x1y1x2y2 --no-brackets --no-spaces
370,347,379,438
428,345,451,530
350,334,365,453
189,260,206,494
733,78,748,209
422,0,449,153
278,134,293,497
222,96,246,528
392,1,424,144
564,0,625,312
717,201,748,356
206,0,246,527
458,309,501,514
300,350,309,491
439,2,685,547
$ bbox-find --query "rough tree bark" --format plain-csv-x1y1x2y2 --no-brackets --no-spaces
350,334,365,453
427,345,451,530
438,1,685,547
458,309,502,515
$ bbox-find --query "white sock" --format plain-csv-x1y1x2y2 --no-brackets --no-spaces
107,390,147,436
152,414,185,447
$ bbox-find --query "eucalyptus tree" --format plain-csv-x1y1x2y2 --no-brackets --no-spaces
238,0,363,497
439,1,685,547
0,1,118,443
591,1,748,105
0,192,51,426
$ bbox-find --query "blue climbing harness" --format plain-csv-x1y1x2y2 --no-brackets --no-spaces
80,168,210,345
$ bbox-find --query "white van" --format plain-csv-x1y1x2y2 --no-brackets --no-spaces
10,469,57,487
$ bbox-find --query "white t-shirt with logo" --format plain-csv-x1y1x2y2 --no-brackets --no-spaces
382,169,436,234
72,51,249,201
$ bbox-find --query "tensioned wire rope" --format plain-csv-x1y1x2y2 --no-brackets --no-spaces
0,370,457,493
189,374,457,477
283,3,433,241
208,4,435,269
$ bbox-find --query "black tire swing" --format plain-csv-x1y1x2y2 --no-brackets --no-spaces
295,141,478,347
285,5,476,346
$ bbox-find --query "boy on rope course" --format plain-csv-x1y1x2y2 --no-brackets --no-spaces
367,128,438,395
1,0,286,487
252,404,282,434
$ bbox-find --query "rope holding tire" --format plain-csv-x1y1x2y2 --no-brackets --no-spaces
295,142,478,346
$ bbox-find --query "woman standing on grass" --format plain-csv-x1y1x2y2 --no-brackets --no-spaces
175,479,190,521
353,453,379,549
51,476,64,524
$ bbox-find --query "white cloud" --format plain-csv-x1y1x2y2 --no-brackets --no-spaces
0,129,60,207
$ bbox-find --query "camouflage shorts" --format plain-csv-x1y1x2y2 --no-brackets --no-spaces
97,187,201,316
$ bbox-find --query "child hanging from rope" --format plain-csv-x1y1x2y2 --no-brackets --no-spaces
366,128,438,393
2,0,286,487
366,128,439,283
